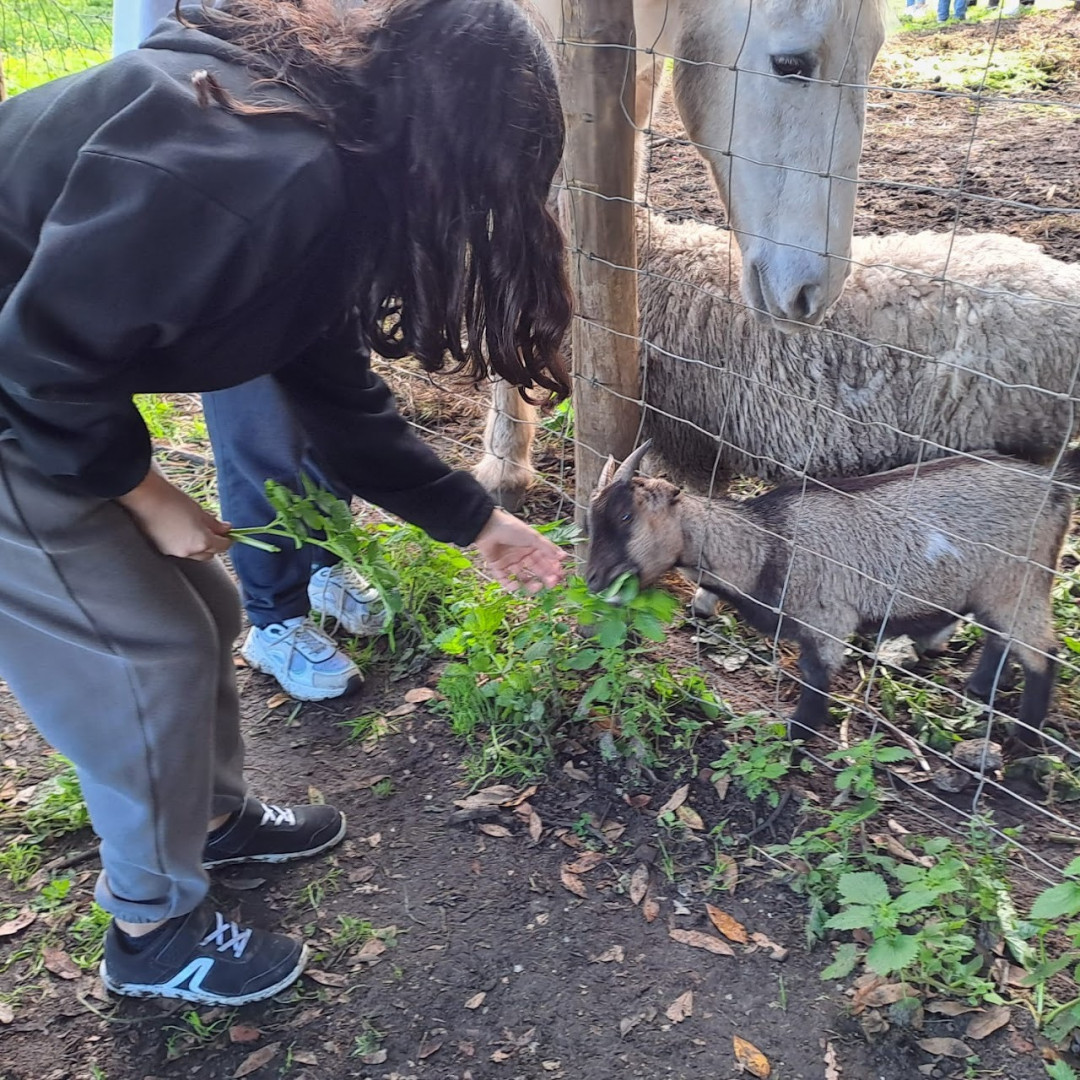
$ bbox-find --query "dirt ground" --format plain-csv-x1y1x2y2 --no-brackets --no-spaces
3,12,1080,1080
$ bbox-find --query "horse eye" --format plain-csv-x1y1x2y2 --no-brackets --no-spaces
770,53,814,80
621,513,632,523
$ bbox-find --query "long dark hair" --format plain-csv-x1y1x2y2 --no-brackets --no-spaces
184,0,572,397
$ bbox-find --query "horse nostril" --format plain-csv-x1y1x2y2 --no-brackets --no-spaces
791,283,822,323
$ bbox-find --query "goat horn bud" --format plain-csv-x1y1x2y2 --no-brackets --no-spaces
612,440,652,485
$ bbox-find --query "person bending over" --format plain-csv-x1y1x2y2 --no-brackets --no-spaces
0,0,571,1006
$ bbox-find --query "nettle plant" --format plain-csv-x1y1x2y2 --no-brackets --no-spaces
237,485,727,780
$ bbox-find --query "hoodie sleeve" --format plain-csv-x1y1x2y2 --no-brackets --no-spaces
274,318,496,547
0,150,252,497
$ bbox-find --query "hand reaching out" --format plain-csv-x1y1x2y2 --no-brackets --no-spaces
472,508,568,592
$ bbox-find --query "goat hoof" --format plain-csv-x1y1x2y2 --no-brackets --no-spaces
966,670,1017,701
690,588,717,620
473,456,532,514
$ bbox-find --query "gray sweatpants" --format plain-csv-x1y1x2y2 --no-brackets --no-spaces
0,435,247,923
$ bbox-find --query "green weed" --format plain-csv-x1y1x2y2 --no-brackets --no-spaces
19,755,89,841
68,903,110,969
710,715,809,807
0,841,42,887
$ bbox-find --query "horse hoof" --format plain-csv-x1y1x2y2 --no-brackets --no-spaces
473,456,532,513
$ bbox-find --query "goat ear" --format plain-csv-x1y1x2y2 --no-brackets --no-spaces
596,455,618,491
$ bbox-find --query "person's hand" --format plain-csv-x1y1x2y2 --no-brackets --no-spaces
472,508,568,592
117,465,232,561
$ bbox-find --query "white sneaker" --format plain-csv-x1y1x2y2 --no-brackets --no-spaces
307,565,388,637
241,618,362,701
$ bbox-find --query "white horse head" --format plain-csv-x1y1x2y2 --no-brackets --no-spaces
659,0,887,329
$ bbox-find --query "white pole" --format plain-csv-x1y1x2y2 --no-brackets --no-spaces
111,0,175,55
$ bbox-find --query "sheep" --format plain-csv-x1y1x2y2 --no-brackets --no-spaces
585,441,1079,745
476,219,1080,509
640,218,1080,489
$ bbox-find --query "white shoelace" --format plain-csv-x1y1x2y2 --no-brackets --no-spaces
260,803,297,827
200,912,253,959
279,620,336,661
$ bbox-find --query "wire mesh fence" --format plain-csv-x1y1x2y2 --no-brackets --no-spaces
374,0,1080,916
2,0,1079,1030
0,0,111,97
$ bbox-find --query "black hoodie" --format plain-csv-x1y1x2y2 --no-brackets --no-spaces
0,12,494,545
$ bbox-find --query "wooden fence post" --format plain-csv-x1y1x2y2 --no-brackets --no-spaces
558,0,640,520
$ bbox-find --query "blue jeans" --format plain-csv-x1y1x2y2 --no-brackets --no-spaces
938,0,968,17
203,376,352,627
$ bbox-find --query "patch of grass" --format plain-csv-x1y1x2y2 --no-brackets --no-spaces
329,915,376,952
164,1008,233,1062
351,1018,386,1058
21,755,90,841
68,902,110,969
0,841,42,887
299,867,341,912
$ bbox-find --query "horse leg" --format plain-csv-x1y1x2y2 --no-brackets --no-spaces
474,380,538,513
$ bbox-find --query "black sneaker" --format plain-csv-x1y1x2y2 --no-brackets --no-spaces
202,798,346,869
101,903,307,1005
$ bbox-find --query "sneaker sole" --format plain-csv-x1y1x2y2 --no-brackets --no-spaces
241,644,364,702
203,813,348,869
100,943,309,1006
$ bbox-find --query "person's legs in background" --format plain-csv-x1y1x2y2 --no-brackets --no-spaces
203,377,384,702
0,436,343,1004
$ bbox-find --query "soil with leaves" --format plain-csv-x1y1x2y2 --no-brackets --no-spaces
0,668,1061,1080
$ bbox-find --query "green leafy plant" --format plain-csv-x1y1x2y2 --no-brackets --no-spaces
0,841,42,887
826,734,912,799
711,715,808,807
1024,858,1080,1045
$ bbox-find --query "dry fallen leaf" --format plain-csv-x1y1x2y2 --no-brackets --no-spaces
624,793,651,809
0,1002,13,1025
675,805,706,830
642,895,660,923
629,864,650,906
917,1037,973,1059
404,687,439,703
0,909,36,937
562,762,590,782
589,945,625,964
384,702,417,718
491,1049,514,1063
507,785,538,806
42,947,81,980
619,1007,657,1038
714,853,739,892
857,983,918,1010
528,811,543,843
359,1049,387,1065
356,938,387,962
453,785,519,811
560,866,588,898
564,851,606,875
266,692,290,709
706,904,749,944
478,823,512,838
712,774,731,801
666,990,694,1023
824,1040,841,1080
965,1005,1011,1041
656,784,689,818
304,969,349,988
233,1042,281,1079
465,992,487,1009
418,1037,443,1059
291,1050,319,1066
870,833,934,868
924,1000,981,1017
229,1025,262,1044
749,932,788,961
669,928,734,956
733,1035,771,1078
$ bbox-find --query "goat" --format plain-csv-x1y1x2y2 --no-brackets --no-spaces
585,442,1079,744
